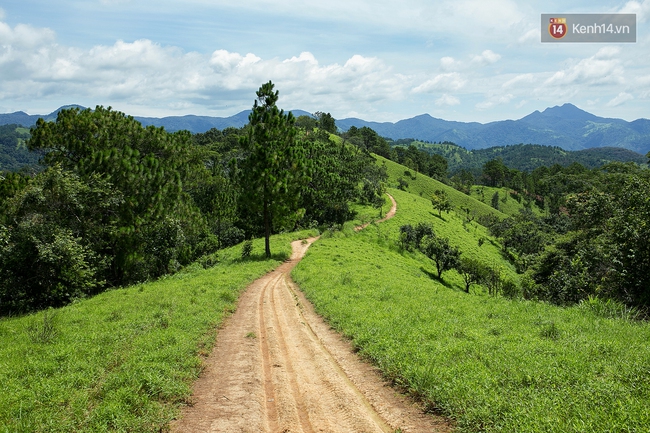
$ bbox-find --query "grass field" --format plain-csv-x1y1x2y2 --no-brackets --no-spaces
377,155,507,223
292,187,650,433
0,230,316,433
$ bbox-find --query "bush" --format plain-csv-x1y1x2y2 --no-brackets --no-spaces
241,240,253,259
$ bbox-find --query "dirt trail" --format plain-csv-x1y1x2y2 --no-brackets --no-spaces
170,194,451,432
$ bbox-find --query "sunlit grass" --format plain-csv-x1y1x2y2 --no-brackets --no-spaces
0,230,317,432
376,154,506,222
292,191,650,433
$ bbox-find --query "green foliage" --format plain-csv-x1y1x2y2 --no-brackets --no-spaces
378,154,507,226
400,141,646,175
299,129,374,226
490,191,500,210
420,234,461,280
344,125,391,158
398,222,433,252
315,111,336,134
241,239,253,259
293,205,650,433
27,106,207,286
0,166,120,314
392,144,448,180
431,189,452,217
457,257,488,293
0,231,313,432
0,124,41,172
239,81,308,258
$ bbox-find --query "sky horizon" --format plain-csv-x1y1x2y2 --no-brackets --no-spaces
1,1,649,124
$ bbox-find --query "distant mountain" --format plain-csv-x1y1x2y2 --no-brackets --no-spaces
1,103,649,153
338,104,650,154
0,106,312,133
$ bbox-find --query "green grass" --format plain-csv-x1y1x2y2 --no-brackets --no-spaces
468,185,544,217
292,192,650,433
377,154,507,222
0,230,317,433
363,188,517,285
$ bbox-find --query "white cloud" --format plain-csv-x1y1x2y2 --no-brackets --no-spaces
472,50,501,65
0,16,411,117
502,73,534,88
619,0,650,23
440,56,461,71
476,93,514,110
518,28,538,44
606,92,634,107
411,73,466,93
435,94,460,106
544,48,624,87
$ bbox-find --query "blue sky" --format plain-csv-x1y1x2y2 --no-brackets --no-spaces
0,0,649,123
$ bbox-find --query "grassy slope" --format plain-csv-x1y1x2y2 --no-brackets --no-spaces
293,186,650,432
467,185,545,217
377,154,507,222
0,230,316,433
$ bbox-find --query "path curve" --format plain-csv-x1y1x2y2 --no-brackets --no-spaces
355,193,397,232
170,193,450,432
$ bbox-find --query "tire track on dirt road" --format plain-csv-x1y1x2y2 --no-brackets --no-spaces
170,193,452,432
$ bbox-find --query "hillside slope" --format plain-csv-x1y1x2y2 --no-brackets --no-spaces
376,154,507,222
293,188,650,433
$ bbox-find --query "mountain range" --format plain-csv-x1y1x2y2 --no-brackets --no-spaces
1,104,649,154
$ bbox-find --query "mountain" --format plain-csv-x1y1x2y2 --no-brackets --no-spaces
1,104,648,153
338,104,650,154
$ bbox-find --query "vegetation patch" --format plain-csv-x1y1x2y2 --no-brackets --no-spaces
293,192,650,433
0,231,315,432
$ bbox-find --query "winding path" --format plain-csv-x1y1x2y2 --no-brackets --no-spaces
170,194,451,432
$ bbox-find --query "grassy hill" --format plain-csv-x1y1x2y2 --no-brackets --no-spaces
2,156,649,433
0,230,316,432
377,154,509,222
293,187,650,433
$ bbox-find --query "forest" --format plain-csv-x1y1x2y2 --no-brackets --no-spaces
1,81,649,316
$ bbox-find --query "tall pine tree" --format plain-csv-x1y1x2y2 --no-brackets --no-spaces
239,81,307,258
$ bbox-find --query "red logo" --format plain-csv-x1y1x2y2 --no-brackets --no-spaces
549,17,567,39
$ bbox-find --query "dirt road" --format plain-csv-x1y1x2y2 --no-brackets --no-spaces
170,195,450,432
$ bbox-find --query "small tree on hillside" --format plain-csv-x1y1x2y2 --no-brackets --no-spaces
491,191,500,210
420,234,461,279
457,257,488,293
431,189,452,217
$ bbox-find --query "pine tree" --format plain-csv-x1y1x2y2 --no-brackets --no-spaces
239,81,307,258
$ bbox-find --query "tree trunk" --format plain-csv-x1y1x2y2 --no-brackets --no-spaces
264,199,271,258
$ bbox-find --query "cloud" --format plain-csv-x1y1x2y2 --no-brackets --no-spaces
606,92,634,107
440,56,461,71
0,17,410,116
502,73,534,88
411,73,466,93
518,28,538,44
544,47,624,87
472,50,501,65
435,94,460,106
619,0,650,23
475,93,514,110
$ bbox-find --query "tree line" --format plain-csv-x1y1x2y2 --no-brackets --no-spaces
0,82,386,315
478,160,650,309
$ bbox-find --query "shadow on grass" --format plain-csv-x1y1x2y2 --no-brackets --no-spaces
429,211,447,222
419,266,453,289
232,251,290,264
